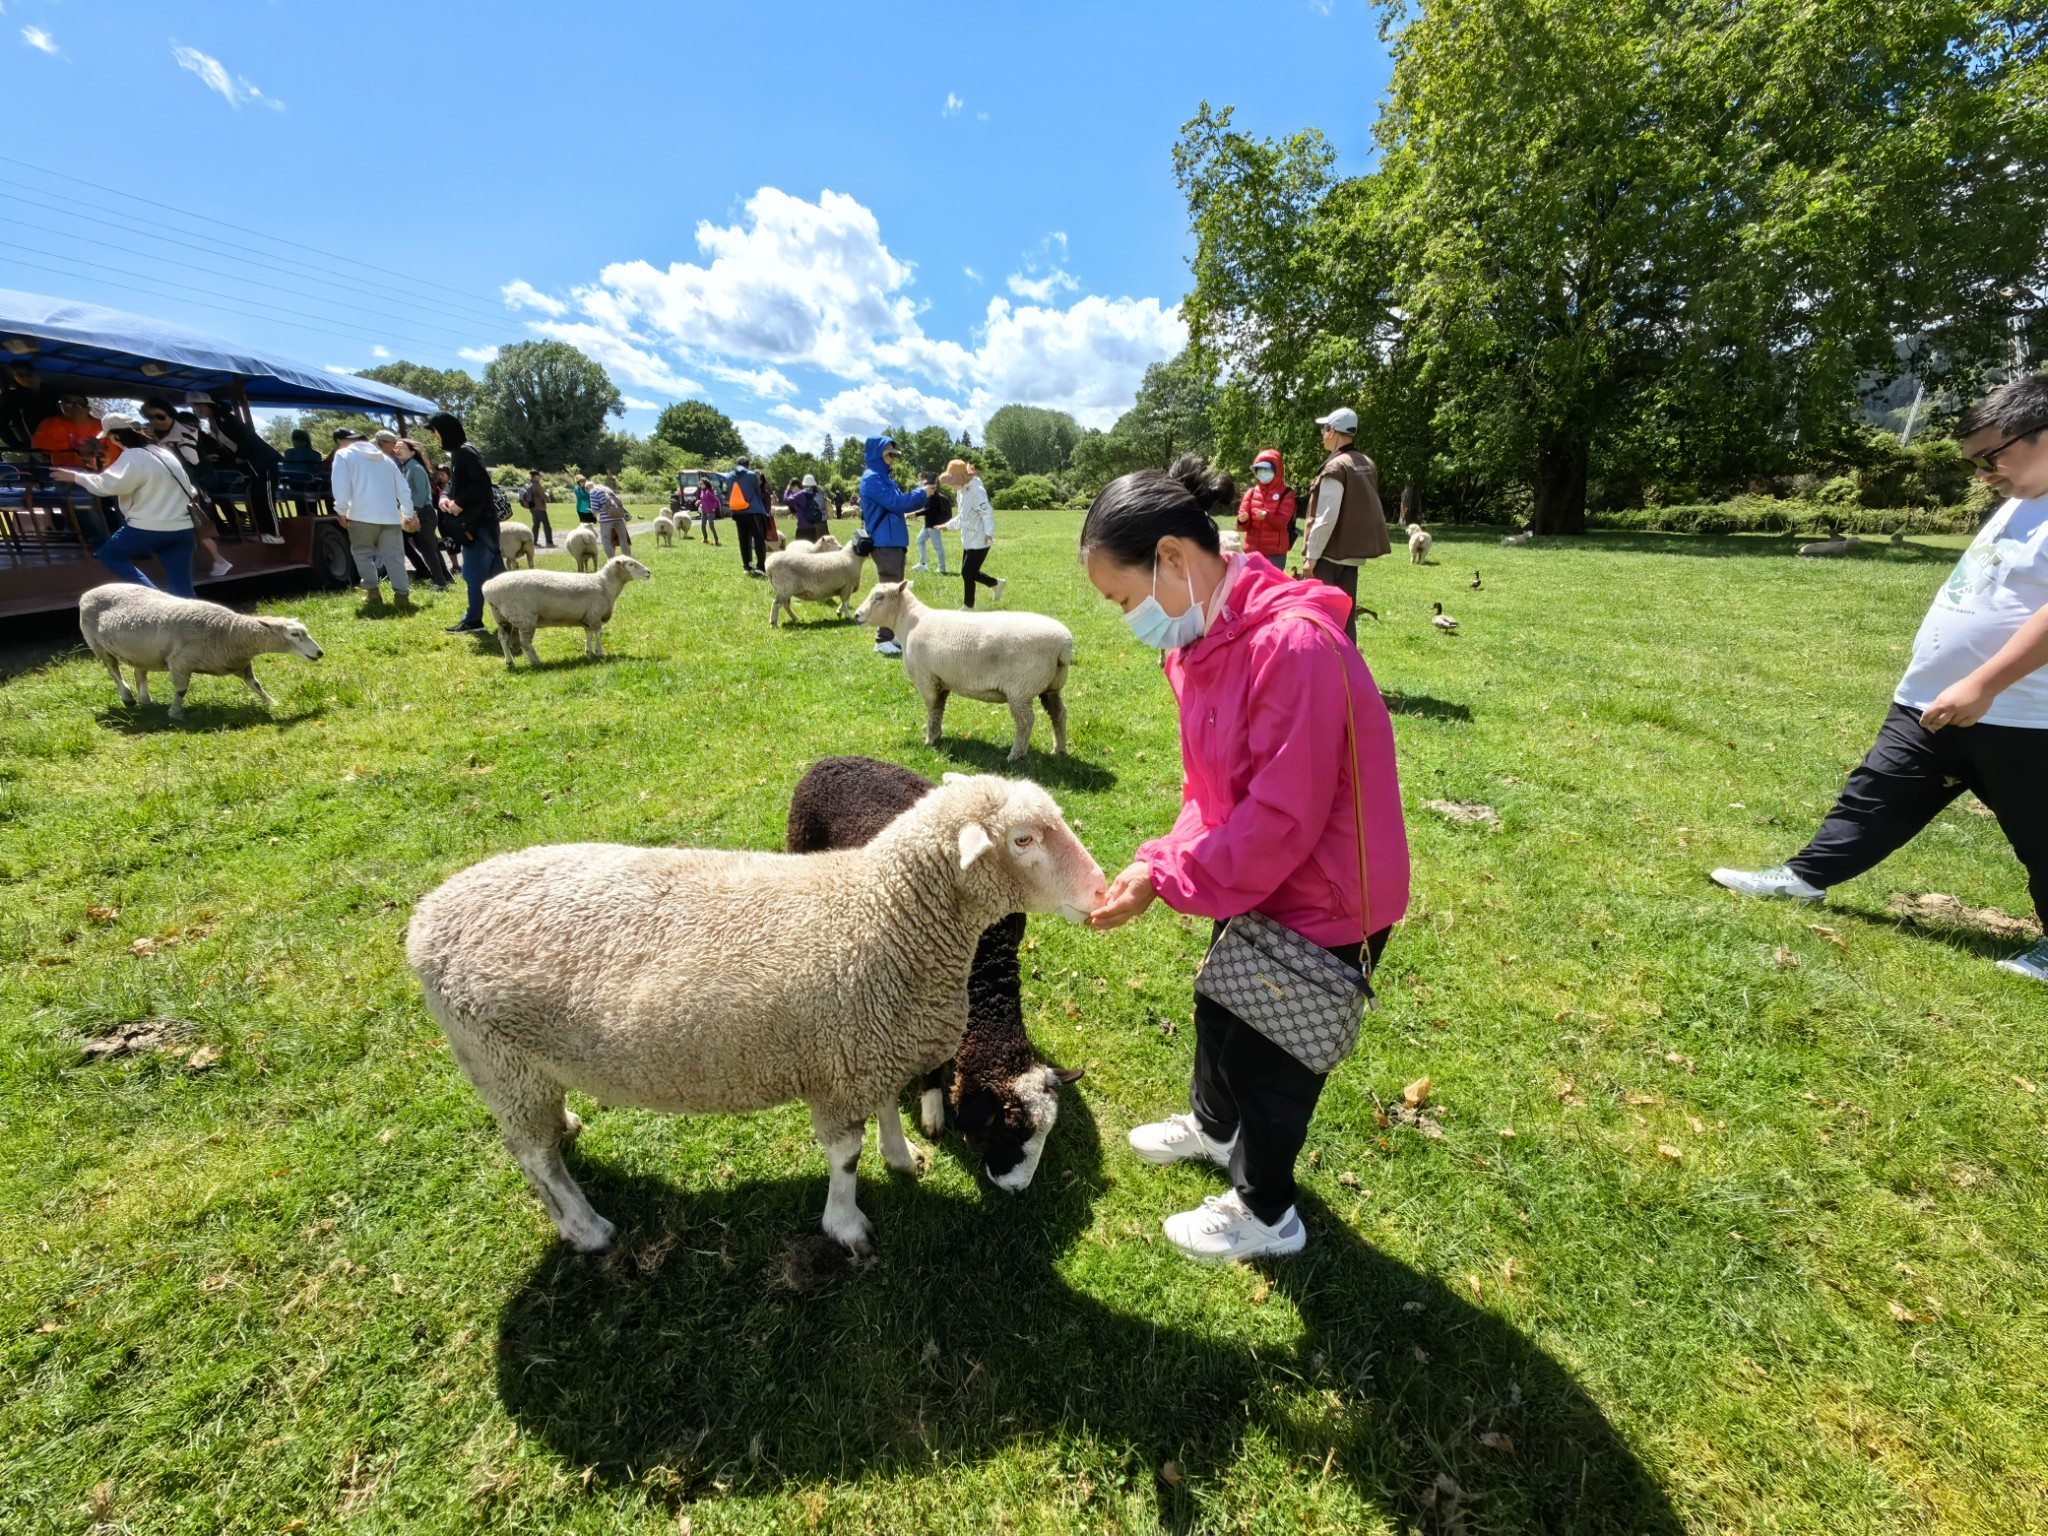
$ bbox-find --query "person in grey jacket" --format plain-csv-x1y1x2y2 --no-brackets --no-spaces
391,435,451,589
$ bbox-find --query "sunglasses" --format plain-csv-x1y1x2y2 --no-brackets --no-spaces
1963,425,2045,474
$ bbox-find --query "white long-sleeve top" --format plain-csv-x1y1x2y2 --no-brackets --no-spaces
953,475,995,549
1302,477,1355,564
71,445,197,532
330,441,410,524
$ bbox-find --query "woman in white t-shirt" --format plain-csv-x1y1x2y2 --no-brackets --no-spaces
1709,373,2048,985
51,412,203,598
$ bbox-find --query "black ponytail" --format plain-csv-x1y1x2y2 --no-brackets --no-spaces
1078,453,1236,568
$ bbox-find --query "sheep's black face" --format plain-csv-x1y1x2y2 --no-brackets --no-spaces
956,1065,1083,1192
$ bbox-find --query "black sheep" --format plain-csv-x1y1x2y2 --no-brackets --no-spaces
786,756,1083,1190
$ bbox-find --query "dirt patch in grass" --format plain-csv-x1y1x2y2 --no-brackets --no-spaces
1886,892,2041,943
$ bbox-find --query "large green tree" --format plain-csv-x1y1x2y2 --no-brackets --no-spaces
1179,3,2048,531
983,404,1083,475
469,341,623,470
357,360,480,419
653,399,749,462
1070,349,1223,492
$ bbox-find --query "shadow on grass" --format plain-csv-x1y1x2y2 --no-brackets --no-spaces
496,1095,1678,1533
93,703,323,735
1830,897,2038,964
933,735,1119,792
1463,530,1957,562
1381,691,1473,724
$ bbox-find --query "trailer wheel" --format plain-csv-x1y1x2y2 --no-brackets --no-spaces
312,523,354,588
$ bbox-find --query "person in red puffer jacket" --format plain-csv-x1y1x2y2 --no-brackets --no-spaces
1236,448,1294,564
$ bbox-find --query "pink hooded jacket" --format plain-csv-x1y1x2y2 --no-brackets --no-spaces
1137,554,1410,947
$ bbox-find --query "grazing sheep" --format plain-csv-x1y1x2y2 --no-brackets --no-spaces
563,524,602,572
765,542,869,627
784,534,841,555
1501,530,1533,547
786,756,1083,1190
78,584,322,722
482,555,651,669
1797,536,1863,557
407,773,1108,1253
1406,522,1433,564
652,515,676,548
500,521,537,569
852,581,1072,761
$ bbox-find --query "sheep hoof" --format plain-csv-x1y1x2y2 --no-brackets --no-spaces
885,1141,929,1177
563,1213,616,1254
823,1209,874,1256
562,1110,585,1143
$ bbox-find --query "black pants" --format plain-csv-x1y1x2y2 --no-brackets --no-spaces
961,545,998,608
531,502,554,545
1789,702,2047,925
735,512,769,571
1314,561,1361,642
405,507,451,585
1191,923,1390,1225
872,545,907,640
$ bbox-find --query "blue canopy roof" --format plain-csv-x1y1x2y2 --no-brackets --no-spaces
0,288,441,415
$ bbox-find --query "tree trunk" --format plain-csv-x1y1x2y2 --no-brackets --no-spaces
1531,431,1589,535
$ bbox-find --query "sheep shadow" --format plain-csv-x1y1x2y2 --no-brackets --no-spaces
931,736,1119,792
1380,691,1473,724
494,1095,1679,1532
93,703,323,735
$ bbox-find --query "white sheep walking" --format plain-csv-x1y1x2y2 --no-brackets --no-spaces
482,555,651,669
562,524,602,573
765,543,869,626
853,581,1072,761
652,515,676,548
500,521,536,569
78,584,322,722
783,534,841,555
406,773,1108,1254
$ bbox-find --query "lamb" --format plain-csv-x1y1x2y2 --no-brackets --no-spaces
852,580,1073,761
78,584,322,722
1501,530,1534,547
562,523,602,572
765,542,869,626
407,773,1107,1254
1406,522,1433,564
652,515,676,548
786,756,1083,1191
784,533,841,555
500,521,536,569
482,555,651,669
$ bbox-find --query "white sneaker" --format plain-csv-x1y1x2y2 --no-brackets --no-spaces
991,577,1007,604
874,640,903,657
909,563,929,572
1128,1112,1235,1167
1710,864,1823,904
258,534,285,545
1163,1190,1305,1262
1996,939,2048,984
210,558,234,578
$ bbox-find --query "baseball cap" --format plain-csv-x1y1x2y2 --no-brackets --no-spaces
371,429,399,446
1315,407,1359,434
99,411,142,435
331,427,365,442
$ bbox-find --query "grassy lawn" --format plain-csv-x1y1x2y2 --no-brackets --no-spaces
3,514,2043,1535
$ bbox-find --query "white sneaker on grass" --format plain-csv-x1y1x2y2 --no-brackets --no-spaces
991,577,1007,605
1996,939,2048,984
874,639,903,657
209,558,233,578
909,563,929,572
1128,1112,1235,1167
1710,864,1823,904
1163,1190,1305,1262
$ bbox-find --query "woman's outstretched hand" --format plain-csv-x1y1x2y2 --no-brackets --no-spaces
1090,862,1157,930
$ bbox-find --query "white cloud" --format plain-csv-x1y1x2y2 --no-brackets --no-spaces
943,91,964,117
323,364,356,376
370,345,391,359
1310,0,1335,13
704,360,797,397
963,266,982,283
171,44,283,110
622,396,658,411
1006,269,1080,302
502,279,567,317
526,320,700,396
457,345,499,365
22,25,58,54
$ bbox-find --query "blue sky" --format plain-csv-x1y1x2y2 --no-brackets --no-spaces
5,1,1390,450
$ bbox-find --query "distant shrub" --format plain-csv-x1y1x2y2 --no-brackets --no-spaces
1815,476,1860,506
1589,496,1984,537
490,464,530,488
992,474,1058,511
617,467,656,497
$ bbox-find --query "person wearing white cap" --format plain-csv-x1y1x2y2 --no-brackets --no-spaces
1301,406,1391,641
330,427,415,609
49,412,204,598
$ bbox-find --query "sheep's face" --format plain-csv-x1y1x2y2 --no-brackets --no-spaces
957,1064,1085,1192
269,619,323,661
852,581,907,631
814,534,841,552
951,777,1107,923
609,557,653,583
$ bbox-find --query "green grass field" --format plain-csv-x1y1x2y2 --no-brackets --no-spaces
3,515,2043,1535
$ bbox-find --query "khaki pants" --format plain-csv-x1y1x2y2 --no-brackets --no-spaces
348,520,410,596
600,518,632,557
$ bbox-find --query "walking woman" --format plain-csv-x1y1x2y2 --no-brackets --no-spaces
394,437,451,589
941,458,1003,607
696,474,722,546
50,411,203,597
1084,456,1410,1261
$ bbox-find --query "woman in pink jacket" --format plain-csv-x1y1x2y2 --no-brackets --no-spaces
1085,456,1410,1261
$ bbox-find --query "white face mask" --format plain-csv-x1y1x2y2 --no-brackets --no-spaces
1124,558,1210,651
1254,466,1275,484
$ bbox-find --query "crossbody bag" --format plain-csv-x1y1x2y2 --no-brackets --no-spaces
1192,620,1376,1073
141,445,214,534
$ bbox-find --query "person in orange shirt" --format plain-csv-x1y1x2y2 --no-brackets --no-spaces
31,395,118,468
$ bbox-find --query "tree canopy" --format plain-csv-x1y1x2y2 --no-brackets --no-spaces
357,360,480,420
653,399,749,463
983,404,1083,475
468,341,623,471
1070,349,1221,491
1177,1,2048,531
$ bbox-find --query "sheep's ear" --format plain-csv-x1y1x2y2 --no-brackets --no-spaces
902,579,914,595
941,772,967,785
957,821,994,870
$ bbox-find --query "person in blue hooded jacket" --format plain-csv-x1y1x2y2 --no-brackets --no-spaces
860,434,927,655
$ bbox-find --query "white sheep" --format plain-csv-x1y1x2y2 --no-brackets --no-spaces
765,543,869,627
78,584,322,722
1218,529,1244,556
652,515,676,548
500,521,536,569
1406,522,1433,564
562,524,602,572
482,555,651,669
406,773,1108,1254
783,534,841,555
853,581,1072,761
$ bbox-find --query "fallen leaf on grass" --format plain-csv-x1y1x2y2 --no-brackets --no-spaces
2013,1075,2038,1095
1623,1092,1658,1106
1498,1127,1516,1139
1423,799,1500,827
1337,1172,1360,1189
184,1045,220,1071
36,1319,62,1334
1158,1460,1183,1486
1252,1279,1272,1305
1808,923,1848,952
85,905,119,924
129,938,156,958
79,1017,190,1061
33,956,72,967
1886,1298,1928,1324
1477,1431,1516,1453
1403,1076,1433,1107
1886,892,2041,942
1773,946,1799,969
1657,1143,1683,1161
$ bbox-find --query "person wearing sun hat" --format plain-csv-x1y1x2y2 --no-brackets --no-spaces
941,457,1003,608
49,411,203,597
1300,406,1390,641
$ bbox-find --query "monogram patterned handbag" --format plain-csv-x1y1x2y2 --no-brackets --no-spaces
1194,622,1376,1074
